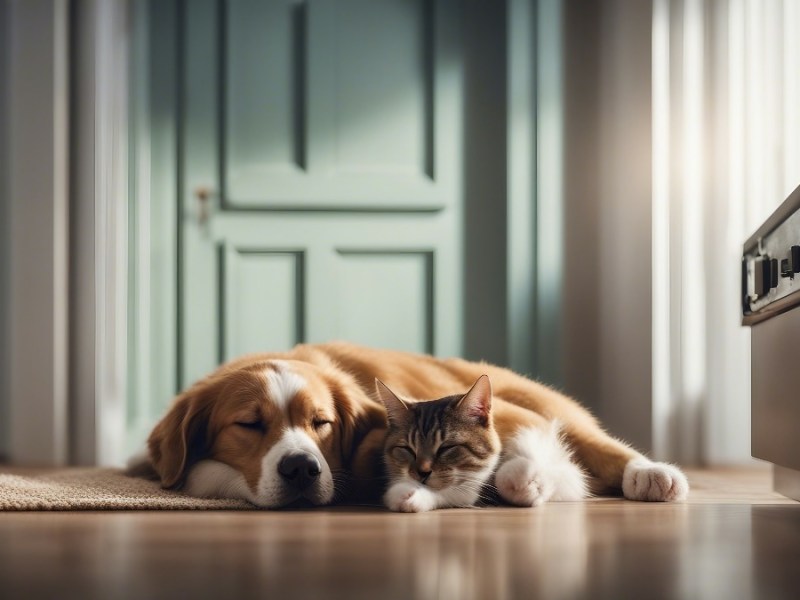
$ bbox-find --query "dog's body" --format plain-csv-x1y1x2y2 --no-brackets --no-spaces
138,342,688,508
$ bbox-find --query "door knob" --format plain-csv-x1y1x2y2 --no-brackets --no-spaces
194,186,213,225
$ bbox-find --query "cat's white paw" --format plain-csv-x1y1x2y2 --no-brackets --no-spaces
622,458,689,501
495,456,555,507
384,482,436,513
496,424,588,506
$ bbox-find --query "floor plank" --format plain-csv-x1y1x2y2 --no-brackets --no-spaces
0,467,798,599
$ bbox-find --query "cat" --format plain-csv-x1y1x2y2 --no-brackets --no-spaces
376,375,589,513
376,375,501,512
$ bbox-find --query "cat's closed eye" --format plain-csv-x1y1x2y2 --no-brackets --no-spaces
436,444,462,458
391,446,416,460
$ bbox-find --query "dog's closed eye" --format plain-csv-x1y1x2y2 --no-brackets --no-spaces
235,420,266,433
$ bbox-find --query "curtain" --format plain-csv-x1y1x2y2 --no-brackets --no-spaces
652,0,800,463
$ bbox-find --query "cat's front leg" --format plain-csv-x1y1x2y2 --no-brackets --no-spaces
384,480,439,513
495,424,588,507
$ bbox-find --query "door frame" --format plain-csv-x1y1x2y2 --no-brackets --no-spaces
70,0,131,465
125,0,181,458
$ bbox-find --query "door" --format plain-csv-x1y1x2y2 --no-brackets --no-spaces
127,0,520,456
180,0,465,387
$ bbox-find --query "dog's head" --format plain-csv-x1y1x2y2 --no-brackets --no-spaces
146,358,385,508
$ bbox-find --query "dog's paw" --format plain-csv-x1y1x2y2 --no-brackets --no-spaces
384,482,436,513
495,456,555,507
622,459,689,502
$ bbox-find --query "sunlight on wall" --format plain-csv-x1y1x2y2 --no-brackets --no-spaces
651,0,670,461
680,0,706,426
652,0,800,464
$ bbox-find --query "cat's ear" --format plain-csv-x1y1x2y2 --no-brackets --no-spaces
374,379,411,427
455,374,493,427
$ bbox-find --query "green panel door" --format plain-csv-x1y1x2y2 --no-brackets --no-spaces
180,0,464,387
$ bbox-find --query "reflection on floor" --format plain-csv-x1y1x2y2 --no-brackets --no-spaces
0,468,797,599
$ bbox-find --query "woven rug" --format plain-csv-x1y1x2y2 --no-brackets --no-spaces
0,468,252,511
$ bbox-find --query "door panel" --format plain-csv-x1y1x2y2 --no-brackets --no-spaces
334,251,434,353
327,0,430,172
223,0,450,210
181,0,463,387
225,0,302,177
220,246,305,360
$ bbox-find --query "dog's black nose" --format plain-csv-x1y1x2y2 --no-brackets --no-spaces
278,453,322,490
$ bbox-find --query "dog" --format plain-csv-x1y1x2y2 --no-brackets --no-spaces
133,342,688,507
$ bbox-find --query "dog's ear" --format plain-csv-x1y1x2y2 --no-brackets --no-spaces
147,380,214,489
330,376,387,468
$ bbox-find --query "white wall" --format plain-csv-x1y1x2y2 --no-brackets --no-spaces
7,0,70,465
0,0,10,460
559,0,799,465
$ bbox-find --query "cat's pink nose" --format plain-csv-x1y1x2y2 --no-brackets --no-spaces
417,459,433,472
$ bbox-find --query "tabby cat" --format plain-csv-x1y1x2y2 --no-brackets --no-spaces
376,375,501,512
376,375,588,512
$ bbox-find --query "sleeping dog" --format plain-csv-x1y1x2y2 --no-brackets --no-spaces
131,342,688,507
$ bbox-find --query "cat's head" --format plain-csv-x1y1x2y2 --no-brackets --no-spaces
375,375,501,492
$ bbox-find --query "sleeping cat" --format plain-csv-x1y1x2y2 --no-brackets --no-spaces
376,375,588,512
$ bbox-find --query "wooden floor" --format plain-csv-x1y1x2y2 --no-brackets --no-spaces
1,468,798,600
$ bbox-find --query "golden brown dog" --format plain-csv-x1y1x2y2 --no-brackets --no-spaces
135,342,688,507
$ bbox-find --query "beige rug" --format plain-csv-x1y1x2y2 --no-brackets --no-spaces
0,468,252,511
